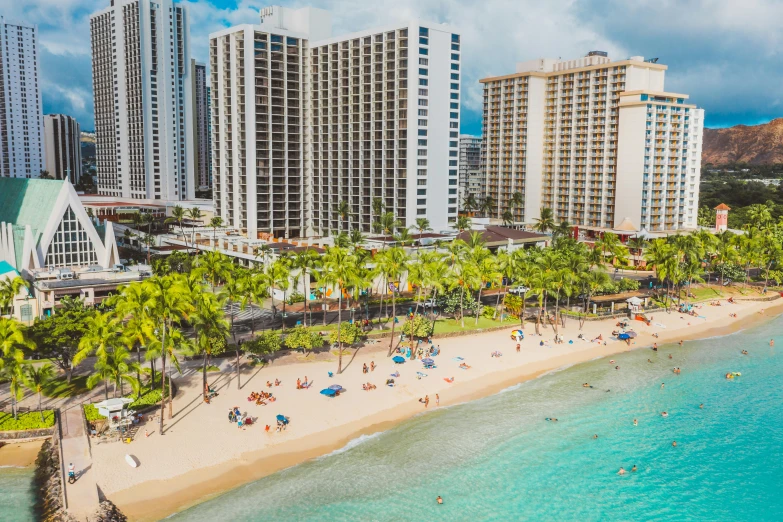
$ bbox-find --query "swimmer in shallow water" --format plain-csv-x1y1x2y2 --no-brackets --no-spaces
618,467,626,475
699,403,704,409
593,434,598,439
437,496,443,505
633,419,638,426
672,441,677,447
741,350,748,355
545,417,559,422
661,411,669,417
631,465,637,472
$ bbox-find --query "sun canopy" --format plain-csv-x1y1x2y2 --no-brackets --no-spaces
392,356,406,364
320,389,337,396
626,296,643,305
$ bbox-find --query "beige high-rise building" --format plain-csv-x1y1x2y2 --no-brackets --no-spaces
481,52,703,233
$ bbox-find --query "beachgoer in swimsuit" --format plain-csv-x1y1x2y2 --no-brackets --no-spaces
618,467,626,475
633,419,638,426
672,441,677,447
437,496,443,505
631,465,637,472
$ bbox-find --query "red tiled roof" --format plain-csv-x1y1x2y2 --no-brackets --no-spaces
714,203,731,210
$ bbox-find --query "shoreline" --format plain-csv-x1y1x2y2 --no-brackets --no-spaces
0,440,44,468
108,297,783,521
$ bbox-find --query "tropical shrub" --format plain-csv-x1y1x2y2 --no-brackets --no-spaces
329,321,364,346
401,315,431,338
283,325,325,352
286,292,306,304
0,411,55,431
245,331,283,355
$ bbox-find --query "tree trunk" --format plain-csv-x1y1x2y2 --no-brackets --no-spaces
39,392,44,423
303,270,308,328
136,344,142,399
429,288,439,337
459,286,465,328
66,365,72,384
475,288,482,325
159,321,167,433
388,292,397,356
168,363,174,419
203,353,208,401
104,379,109,401
337,293,344,373
551,294,560,335
235,344,241,390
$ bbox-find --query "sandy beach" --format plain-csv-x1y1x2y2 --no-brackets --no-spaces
95,296,783,521
0,439,44,468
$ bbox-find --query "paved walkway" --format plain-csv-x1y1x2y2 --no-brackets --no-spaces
60,404,100,521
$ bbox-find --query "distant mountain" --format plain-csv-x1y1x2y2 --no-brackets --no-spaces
702,118,783,165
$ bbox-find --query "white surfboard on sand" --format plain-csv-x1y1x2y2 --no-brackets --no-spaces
125,454,138,468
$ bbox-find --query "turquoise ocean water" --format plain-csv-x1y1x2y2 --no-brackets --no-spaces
0,466,35,521
4,316,783,521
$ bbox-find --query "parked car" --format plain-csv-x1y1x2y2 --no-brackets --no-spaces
422,298,437,308
508,286,529,295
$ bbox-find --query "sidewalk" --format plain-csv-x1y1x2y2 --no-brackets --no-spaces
60,403,100,521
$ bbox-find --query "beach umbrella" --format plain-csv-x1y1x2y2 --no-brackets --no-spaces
328,384,344,391
422,358,435,365
618,333,630,340
626,331,638,338
320,388,337,396
392,356,405,364
276,414,288,423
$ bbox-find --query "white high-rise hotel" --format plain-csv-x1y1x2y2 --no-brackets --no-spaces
90,0,194,201
481,53,703,233
210,6,461,239
0,17,44,178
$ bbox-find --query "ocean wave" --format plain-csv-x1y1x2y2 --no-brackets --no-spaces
318,432,384,459
0,465,28,469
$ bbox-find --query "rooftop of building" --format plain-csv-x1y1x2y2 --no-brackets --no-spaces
480,52,667,83
456,226,549,245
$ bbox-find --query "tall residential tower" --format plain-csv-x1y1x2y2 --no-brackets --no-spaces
210,6,461,239
191,59,210,190
89,0,194,201
0,17,44,178
458,134,482,207
481,53,703,232
43,114,82,184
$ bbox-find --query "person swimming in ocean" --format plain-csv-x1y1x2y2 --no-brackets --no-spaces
593,434,599,439
545,417,558,422
437,496,443,505
741,350,748,355
631,465,637,472
661,411,669,417
633,419,638,426
618,467,626,475
672,441,677,447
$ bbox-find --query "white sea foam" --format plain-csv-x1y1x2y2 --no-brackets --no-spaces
318,431,384,459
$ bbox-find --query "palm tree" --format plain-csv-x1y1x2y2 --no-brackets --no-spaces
480,196,496,218
713,230,738,286
462,193,479,216
239,270,268,335
552,221,572,241
253,243,272,267
373,247,408,356
644,239,675,307
320,247,358,373
165,205,187,248
394,228,415,247
469,246,500,325
146,275,193,431
413,218,432,251
746,203,772,229
581,269,609,329
208,216,224,246
509,192,524,217
374,212,400,241
112,283,155,398
533,207,555,234
454,215,472,233
423,255,448,334
501,210,514,226
89,346,141,398
220,269,247,388
0,276,28,316
23,363,55,422
627,236,647,261
195,250,231,291
74,312,123,367
1,360,25,420
187,207,204,256
266,259,290,330
337,200,350,231
189,292,229,401
290,249,321,327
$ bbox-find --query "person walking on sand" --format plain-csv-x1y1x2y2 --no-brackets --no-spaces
424,395,430,408
516,343,521,353
436,394,440,406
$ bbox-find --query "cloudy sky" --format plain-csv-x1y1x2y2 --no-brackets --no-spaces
10,0,783,133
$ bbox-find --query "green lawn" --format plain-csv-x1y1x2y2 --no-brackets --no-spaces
41,375,90,399
0,411,55,431
430,316,512,336
685,286,724,301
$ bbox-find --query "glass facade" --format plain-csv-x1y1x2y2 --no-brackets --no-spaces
45,206,98,267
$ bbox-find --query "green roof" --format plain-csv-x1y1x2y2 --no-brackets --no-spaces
0,178,63,232
0,178,63,269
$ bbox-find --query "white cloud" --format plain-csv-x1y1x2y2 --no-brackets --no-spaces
13,0,783,130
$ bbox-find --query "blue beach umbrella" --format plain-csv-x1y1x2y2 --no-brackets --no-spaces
618,333,630,340
422,358,435,365
320,388,337,396
392,356,406,364
276,414,288,423
328,385,344,391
